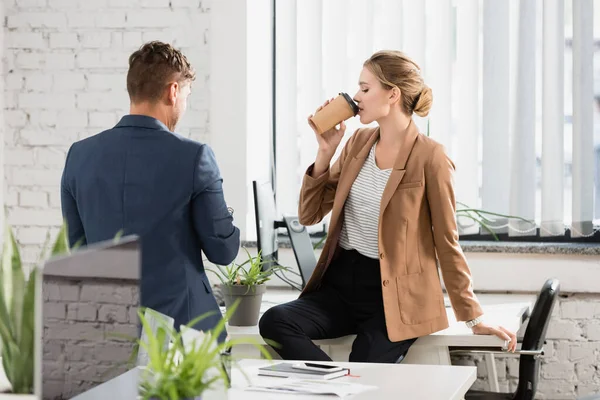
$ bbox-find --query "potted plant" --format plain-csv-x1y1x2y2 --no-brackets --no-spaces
455,201,535,240
0,222,70,396
135,303,270,400
208,248,289,326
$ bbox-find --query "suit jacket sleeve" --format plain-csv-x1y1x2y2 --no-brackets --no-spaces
298,131,360,226
425,144,483,322
61,144,87,248
192,144,240,266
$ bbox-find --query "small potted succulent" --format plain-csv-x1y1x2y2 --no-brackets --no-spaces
208,248,289,326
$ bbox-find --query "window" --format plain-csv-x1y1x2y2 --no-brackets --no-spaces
273,0,600,242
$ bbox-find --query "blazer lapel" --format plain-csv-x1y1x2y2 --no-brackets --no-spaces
328,128,379,237
335,129,380,202
379,119,420,219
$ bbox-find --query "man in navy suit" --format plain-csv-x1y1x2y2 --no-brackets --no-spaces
60,41,239,341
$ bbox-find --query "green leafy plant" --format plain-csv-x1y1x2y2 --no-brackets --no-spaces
313,235,327,250
456,201,535,240
423,121,533,239
135,302,271,400
0,221,70,394
317,201,533,244
208,248,290,288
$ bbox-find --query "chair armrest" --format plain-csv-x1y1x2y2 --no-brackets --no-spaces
449,346,544,358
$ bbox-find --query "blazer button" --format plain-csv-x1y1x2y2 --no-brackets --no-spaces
383,279,389,287
379,253,384,259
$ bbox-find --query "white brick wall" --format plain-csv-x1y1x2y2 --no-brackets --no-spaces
4,0,212,261
454,294,600,399
4,2,599,399
43,277,139,399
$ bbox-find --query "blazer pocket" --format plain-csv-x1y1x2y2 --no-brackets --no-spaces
396,274,441,325
397,181,424,190
201,275,212,294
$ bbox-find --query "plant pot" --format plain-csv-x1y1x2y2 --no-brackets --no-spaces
222,284,266,326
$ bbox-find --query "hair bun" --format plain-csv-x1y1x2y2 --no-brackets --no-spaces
413,85,433,117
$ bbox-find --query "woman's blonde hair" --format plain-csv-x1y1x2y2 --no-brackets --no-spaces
363,50,432,117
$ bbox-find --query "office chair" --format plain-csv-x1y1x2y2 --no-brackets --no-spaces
283,215,318,288
451,278,560,400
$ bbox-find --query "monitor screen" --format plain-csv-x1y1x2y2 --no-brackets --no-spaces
252,180,281,270
40,235,141,400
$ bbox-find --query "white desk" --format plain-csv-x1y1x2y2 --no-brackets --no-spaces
227,290,533,361
72,359,477,400
226,290,533,392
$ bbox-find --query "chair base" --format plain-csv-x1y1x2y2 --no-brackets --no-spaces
465,390,513,400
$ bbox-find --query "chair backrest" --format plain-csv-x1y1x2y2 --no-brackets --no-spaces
514,278,560,400
136,308,175,366
521,278,560,351
283,215,318,288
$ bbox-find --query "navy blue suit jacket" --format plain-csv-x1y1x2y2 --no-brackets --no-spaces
61,115,240,341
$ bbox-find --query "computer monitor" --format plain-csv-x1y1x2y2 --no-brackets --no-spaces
40,235,141,400
252,180,283,271
252,180,317,288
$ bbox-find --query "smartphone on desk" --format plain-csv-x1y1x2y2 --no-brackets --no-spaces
291,362,345,373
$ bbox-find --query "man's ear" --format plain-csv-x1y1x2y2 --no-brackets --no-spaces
167,82,179,105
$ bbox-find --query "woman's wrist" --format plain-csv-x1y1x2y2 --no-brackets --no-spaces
316,148,334,161
465,315,484,329
312,151,334,177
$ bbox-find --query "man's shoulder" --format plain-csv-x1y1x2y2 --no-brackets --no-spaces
170,131,206,150
68,129,111,152
71,127,206,151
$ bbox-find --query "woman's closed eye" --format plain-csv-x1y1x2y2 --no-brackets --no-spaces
362,89,369,93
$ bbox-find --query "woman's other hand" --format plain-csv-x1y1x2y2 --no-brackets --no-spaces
471,322,518,352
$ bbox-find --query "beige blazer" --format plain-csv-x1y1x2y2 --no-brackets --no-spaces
298,120,483,342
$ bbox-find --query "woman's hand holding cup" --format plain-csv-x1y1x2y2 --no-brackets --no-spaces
307,98,346,158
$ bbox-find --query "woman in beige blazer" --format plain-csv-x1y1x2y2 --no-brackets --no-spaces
259,50,517,363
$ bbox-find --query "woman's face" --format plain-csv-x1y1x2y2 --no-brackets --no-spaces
353,67,397,124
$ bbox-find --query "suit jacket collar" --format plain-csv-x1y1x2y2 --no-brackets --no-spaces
115,115,172,132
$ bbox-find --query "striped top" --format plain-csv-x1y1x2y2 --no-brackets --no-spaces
338,142,392,259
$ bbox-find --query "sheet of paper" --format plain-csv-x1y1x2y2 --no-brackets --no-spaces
244,379,377,397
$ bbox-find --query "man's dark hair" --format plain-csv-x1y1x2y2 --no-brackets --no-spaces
126,41,196,103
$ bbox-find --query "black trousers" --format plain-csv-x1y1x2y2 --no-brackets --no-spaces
259,248,417,363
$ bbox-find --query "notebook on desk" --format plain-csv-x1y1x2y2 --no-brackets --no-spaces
258,362,349,380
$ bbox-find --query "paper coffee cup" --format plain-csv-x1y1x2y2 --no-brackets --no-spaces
309,93,359,135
